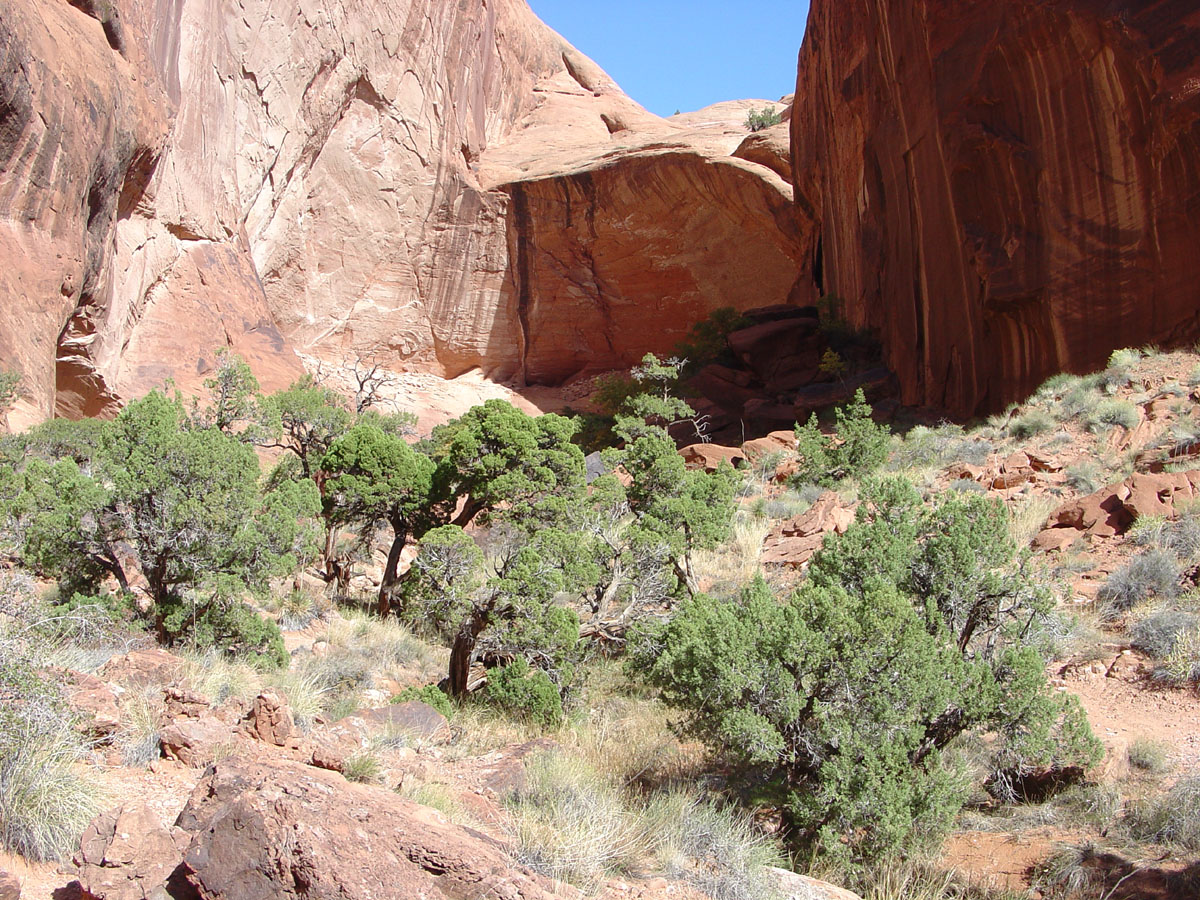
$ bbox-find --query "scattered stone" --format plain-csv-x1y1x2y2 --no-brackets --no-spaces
0,870,19,900
75,805,186,900
63,671,122,739
159,717,233,767
243,689,293,746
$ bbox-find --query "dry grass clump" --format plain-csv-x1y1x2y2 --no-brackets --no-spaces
645,790,783,900
507,751,782,897
0,708,105,862
1161,626,1200,685
1007,494,1058,548
1128,774,1200,849
342,749,383,784
1007,408,1054,439
1126,738,1173,776
264,668,328,731
691,510,771,595
180,650,262,704
508,752,646,889
1096,550,1180,620
117,687,165,767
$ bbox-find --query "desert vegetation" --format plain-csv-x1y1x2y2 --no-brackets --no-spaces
1,344,1199,900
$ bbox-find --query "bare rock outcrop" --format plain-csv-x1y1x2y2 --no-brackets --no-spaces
0,0,167,426
170,759,573,900
1035,470,1200,548
76,804,187,900
790,0,1200,416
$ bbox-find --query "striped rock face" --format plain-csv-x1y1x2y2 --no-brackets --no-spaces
790,0,1200,416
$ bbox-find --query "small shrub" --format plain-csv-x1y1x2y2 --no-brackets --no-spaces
1035,843,1105,898
1161,627,1200,684
508,752,644,889
887,424,992,471
949,478,987,494
793,389,890,487
1127,738,1172,775
1097,550,1180,619
161,593,288,669
1187,364,1200,387
278,588,324,631
1060,384,1103,422
1087,398,1140,432
745,106,782,131
1129,774,1200,849
1065,462,1102,495
394,683,454,719
1129,610,1200,658
1008,409,1054,439
0,651,103,861
342,750,383,784
762,491,811,520
485,658,563,727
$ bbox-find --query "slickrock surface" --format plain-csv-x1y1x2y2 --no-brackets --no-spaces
790,0,1200,415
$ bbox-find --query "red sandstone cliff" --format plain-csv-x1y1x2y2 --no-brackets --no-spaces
791,0,1200,416
0,0,801,426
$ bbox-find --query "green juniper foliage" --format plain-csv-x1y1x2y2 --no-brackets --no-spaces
635,477,1101,868
322,423,436,615
794,388,890,487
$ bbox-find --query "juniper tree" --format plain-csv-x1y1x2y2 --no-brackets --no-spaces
403,523,593,696
320,423,436,615
635,477,1101,868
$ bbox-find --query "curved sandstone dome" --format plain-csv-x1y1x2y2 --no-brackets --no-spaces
0,0,802,427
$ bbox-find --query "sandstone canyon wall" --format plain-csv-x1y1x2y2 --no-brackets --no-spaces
0,0,802,427
791,0,1200,416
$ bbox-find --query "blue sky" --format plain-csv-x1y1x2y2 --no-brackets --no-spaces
527,1,811,117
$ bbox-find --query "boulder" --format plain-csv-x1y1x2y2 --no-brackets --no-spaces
1040,470,1200,544
762,493,856,568
173,759,572,900
771,868,863,900
64,671,122,739
742,430,797,464
159,717,233,767
75,805,186,900
726,316,823,392
100,649,183,689
679,443,746,473
242,690,293,747
0,870,18,900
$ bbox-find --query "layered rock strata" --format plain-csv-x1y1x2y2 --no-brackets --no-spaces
1,0,802,424
791,0,1200,415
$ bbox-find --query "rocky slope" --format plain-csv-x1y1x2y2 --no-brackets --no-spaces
0,0,802,428
790,0,1200,416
